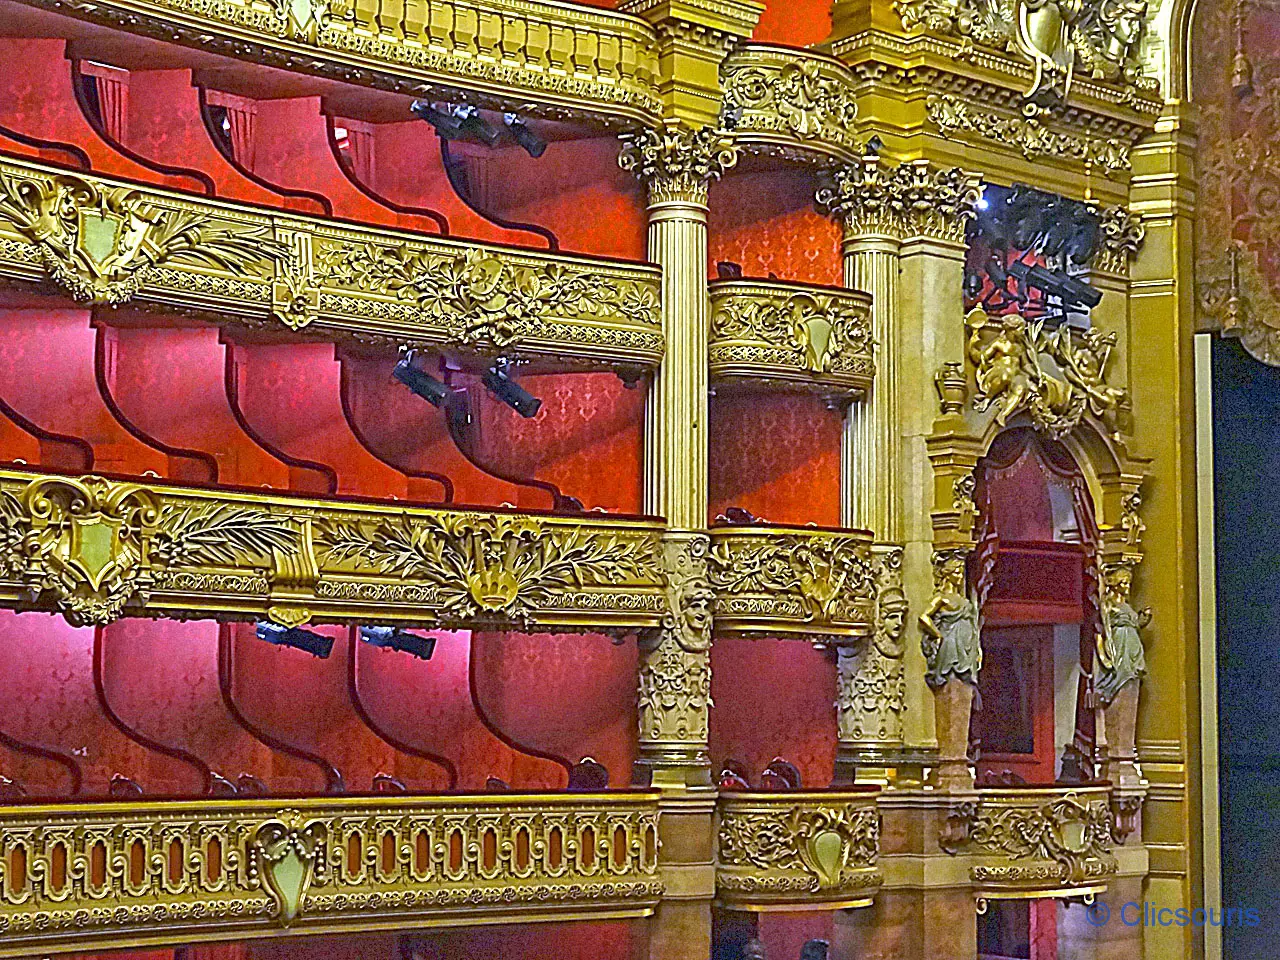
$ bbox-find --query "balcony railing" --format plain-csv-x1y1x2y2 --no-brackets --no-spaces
707,524,877,644
13,0,663,125
0,791,662,956
715,788,882,910
0,156,664,367
708,279,874,398
721,45,861,164
958,785,1117,899
0,466,666,629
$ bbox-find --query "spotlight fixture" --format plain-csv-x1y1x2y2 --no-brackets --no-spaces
359,625,437,661
482,360,541,418
453,104,502,146
393,353,454,408
255,621,334,658
410,100,463,138
503,113,547,158
1006,261,1102,311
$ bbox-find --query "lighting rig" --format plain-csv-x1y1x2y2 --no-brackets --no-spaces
411,101,548,157
360,625,437,661
254,621,334,658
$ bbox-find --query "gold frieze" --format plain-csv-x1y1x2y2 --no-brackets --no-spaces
0,793,663,956
0,467,666,630
707,524,877,643
708,280,874,397
715,789,882,910
0,157,664,366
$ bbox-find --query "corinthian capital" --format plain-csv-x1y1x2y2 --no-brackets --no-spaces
1093,204,1146,275
817,153,982,243
619,122,738,205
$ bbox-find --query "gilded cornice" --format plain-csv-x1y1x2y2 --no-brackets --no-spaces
0,158,664,366
943,786,1118,897
816,155,983,244
0,792,663,957
891,0,1158,104
708,279,874,396
716,790,882,909
13,0,664,126
0,467,667,630
720,45,861,164
706,524,877,643
928,97,1132,173
618,121,738,205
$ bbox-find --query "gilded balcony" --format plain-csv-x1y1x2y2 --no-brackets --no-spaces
0,466,666,629
0,156,664,367
715,789,882,911
721,45,861,164
0,791,663,956
708,280,874,398
12,0,663,125
954,785,1117,900
707,524,877,644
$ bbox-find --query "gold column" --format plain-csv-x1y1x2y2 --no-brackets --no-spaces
620,122,735,791
1127,103,1200,960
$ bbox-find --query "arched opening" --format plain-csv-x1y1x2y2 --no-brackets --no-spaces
969,427,1100,785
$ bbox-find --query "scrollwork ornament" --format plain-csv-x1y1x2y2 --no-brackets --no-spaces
717,801,881,892
1093,203,1146,274
618,122,738,205
0,170,288,305
721,56,858,148
710,291,873,374
969,793,1117,884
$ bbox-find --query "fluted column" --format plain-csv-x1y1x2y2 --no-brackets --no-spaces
620,122,736,789
820,156,982,783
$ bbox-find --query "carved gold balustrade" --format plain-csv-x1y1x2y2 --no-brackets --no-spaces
708,280,874,398
0,157,664,366
0,792,663,956
720,45,861,164
706,524,877,644
715,789,882,911
0,467,667,629
11,0,663,125
945,785,1117,901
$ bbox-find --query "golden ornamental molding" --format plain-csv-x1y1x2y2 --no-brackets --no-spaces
708,279,874,396
0,157,664,367
720,45,860,163
816,155,983,243
927,97,1132,172
706,524,877,643
1093,203,1146,275
965,307,1129,440
13,0,664,126
891,0,1157,104
715,790,882,910
945,786,1118,897
0,468,666,630
0,792,662,956
618,122,739,205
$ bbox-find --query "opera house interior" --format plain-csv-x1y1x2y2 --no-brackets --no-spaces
0,0,1266,955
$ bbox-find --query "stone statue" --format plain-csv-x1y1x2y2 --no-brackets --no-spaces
1095,563,1150,705
919,553,982,689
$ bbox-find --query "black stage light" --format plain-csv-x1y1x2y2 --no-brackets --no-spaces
1008,262,1102,311
255,621,334,658
1058,272,1104,309
503,113,547,157
393,354,453,408
716,260,743,279
483,361,542,418
453,104,502,146
410,100,463,138
360,625,437,661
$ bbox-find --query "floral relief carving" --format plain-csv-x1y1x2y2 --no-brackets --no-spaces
716,797,881,904
966,791,1117,886
314,512,658,626
618,122,738,204
721,50,859,155
0,169,288,305
709,287,874,378
315,242,660,349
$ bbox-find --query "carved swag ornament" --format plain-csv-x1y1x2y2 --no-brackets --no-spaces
0,170,288,305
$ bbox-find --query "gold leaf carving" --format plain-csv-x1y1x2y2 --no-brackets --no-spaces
0,170,288,305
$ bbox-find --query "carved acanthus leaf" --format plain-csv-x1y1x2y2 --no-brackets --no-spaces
817,155,982,242
928,98,1132,172
618,122,738,203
